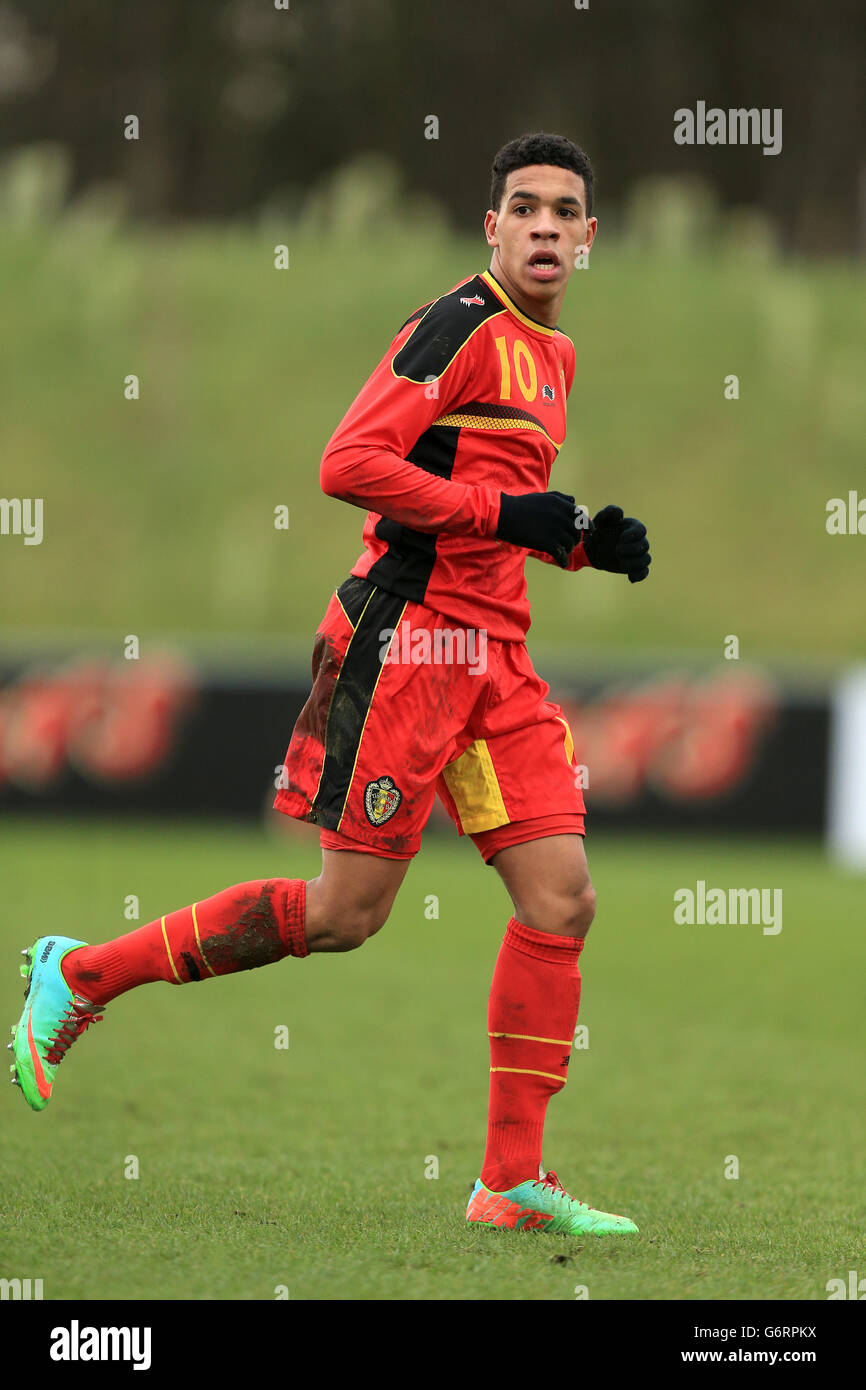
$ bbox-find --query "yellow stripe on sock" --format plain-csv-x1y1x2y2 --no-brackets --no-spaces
160,916,182,984
490,1066,564,1083
191,902,217,976
489,1031,573,1046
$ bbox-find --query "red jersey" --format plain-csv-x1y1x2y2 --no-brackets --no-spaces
320,268,590,642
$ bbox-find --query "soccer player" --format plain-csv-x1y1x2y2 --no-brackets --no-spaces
10,132,650,1236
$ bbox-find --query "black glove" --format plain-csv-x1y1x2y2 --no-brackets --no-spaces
496,490,582,568
582,504,651,583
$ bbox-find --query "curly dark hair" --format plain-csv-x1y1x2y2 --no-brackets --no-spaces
490,132,594,218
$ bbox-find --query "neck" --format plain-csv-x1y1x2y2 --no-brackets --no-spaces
489,251,563,328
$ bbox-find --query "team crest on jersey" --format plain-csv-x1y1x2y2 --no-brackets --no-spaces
364,775,402,826
542,383,556,402
459,294,485,307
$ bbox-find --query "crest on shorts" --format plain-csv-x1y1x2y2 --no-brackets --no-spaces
364,775,402,826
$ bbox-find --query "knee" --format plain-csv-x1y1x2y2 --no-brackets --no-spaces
306,892,392,952
572,879,596,936
330,904,387,952
522,878,596,938
558,879,596,937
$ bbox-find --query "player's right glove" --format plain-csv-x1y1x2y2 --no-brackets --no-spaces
496,491,582,568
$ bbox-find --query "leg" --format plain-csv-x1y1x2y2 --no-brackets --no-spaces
489,833,596,937
477,833,590,1194
305,848,410,952
61,844,410,1001
467,829,639,1233
12,848,409,1112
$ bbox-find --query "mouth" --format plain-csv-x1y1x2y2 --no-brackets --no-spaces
527,251,560,281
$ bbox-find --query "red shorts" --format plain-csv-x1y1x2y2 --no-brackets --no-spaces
274,576,586,861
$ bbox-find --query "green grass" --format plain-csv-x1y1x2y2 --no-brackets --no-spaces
1,817,863,1300
0,211,864,661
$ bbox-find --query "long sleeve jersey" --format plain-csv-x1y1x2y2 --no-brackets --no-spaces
320,267,589,641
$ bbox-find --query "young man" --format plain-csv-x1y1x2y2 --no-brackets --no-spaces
10,133,650,1237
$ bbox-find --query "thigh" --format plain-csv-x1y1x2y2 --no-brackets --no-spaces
304,847,412,951
276,578,480,856
310,845,411,919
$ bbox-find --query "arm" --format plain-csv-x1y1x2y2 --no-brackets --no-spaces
321,299,590,564
527,537,591,571
322,442,502,539
320,300,501,539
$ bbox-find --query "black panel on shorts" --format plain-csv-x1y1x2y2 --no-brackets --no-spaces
311,584,407,829
336,574,377,628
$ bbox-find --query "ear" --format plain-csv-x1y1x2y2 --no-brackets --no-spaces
484,208,499,249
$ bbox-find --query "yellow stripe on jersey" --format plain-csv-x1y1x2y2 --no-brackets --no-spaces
432,410,562,450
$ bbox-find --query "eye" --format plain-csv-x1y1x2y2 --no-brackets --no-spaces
559,208,576,217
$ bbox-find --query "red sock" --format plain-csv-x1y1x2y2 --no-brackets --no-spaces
480,917,584,1193
61,879,308,1005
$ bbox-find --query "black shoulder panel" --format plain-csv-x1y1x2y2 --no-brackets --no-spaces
396,303,432,334
391,275,504,383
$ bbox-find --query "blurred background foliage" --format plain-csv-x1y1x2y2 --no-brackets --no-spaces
3,1,864,251
0,1,864,662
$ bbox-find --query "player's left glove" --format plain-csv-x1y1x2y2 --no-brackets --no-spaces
582,505,651,583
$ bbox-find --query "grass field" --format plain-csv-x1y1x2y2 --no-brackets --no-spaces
1,816,863,1301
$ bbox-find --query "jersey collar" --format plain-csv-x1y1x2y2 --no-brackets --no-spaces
480,269,558,337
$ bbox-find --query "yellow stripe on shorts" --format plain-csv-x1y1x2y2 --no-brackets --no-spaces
555,715,575,764
441,738,509,834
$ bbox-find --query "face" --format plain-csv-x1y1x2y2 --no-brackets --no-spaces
484,164,597,317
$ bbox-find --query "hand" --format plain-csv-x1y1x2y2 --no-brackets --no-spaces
582,504,651,583
496,490,584,568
